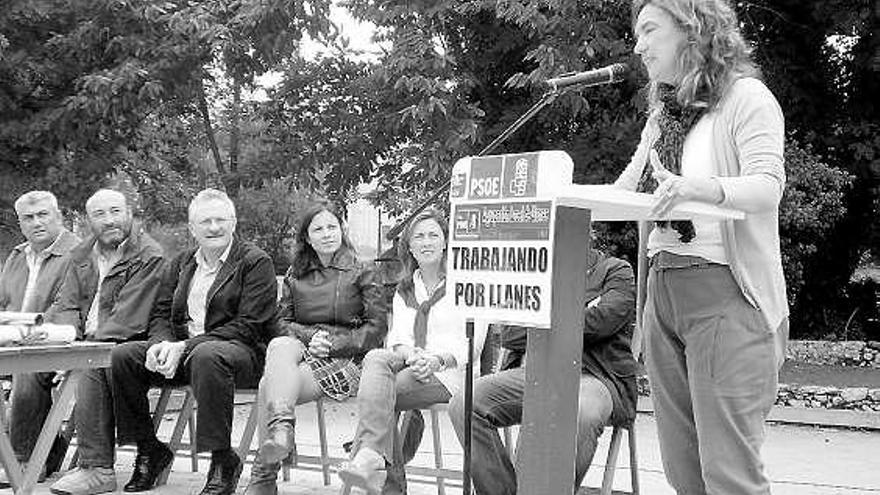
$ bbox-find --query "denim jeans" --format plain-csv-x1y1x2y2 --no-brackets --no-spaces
9,371,68,470
644,263,780,495
74,367,116,468
350,348,452,495
448,367,612,495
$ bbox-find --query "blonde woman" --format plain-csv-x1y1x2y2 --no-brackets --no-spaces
339,208,487,494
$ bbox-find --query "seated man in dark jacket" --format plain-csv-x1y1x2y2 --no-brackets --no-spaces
110,189,277,495
448,247,638,495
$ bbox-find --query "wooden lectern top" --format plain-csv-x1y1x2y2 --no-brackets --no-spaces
557,184,745,222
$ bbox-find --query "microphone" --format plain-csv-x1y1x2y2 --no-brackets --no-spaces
544,63,629,91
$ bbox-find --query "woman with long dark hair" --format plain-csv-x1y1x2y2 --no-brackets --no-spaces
615,0,788,493
244,201,387,495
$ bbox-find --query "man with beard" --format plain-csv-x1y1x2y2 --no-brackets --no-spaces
47,189,165,495
0,191,80,487
110,189,276,495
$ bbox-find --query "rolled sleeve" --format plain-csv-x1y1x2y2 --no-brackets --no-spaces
717,79,786,213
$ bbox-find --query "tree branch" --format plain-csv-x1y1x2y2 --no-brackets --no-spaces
197,80,226,177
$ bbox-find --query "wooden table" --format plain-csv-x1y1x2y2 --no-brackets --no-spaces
0,342,113,495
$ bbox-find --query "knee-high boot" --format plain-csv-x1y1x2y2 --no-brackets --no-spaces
243,453,280,495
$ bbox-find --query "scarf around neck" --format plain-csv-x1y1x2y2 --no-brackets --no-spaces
397,272,446,348
636,83,706,243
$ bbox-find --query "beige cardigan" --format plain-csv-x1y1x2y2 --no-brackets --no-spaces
614,77,789,359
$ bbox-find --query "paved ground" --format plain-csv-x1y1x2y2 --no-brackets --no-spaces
6,394,880,495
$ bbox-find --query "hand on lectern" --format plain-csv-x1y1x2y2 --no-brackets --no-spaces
649,149,724,217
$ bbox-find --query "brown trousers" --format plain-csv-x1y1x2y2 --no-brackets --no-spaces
644,255,782,495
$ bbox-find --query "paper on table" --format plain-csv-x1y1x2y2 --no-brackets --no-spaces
27,324,77,344
0,323,77,346
0,325,28,346
0,311,43,325
557,184,745,222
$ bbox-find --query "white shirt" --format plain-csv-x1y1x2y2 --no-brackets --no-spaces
648,112,729,264
20,235,63,312
387,269,489,396
186,242,233,338
85,241,126,336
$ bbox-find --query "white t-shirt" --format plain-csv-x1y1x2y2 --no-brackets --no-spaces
648,112,729,265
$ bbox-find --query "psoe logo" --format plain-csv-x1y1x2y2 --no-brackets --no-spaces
468,157,503,199
453,206,481,239
503,154,538,198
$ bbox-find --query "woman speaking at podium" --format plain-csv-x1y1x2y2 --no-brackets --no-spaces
613,0,788,493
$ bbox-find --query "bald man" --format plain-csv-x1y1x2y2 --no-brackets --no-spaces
46,189,165,495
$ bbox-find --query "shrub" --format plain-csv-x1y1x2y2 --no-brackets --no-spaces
235,179,316,274
147,222,193,259
779,138,854,307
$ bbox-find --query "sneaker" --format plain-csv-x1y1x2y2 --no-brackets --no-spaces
50,467,117,495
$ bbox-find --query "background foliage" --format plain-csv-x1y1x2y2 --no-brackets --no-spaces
1,0,877,338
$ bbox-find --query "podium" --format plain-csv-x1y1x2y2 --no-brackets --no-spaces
518,185,742,495
446,152,742,494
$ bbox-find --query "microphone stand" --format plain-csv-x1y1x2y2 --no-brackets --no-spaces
384,86,567,241
463,318,475,495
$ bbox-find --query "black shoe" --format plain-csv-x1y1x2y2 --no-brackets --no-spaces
123,442,174,492
200,451,242,495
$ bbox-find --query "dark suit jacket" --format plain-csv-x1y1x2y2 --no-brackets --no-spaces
148,238,278,366
501,248,638,426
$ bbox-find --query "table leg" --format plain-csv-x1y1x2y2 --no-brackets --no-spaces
0,392,25,491
19,370,81,494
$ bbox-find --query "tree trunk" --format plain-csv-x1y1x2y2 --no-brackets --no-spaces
197,81,226,188
228,75,242,191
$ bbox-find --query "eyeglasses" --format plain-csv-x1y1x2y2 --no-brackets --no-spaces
194,217,235,229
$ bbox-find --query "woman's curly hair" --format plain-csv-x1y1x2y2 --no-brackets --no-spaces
632,0,760,110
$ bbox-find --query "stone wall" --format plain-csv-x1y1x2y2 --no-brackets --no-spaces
637,340,880,412
776,384,880,411
786,340,880,367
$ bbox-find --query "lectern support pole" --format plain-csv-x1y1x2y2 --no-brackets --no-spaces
517,206,589,494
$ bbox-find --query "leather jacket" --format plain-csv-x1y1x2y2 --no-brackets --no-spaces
279,248,387,360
